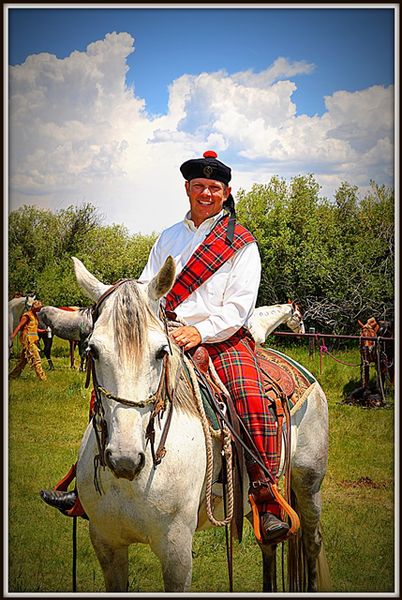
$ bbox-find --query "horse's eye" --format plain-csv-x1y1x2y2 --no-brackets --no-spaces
88,342,99,360
155,345,169,360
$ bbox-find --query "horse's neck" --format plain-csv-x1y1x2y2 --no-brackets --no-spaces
9,298,25,326
259,305,292,336
9,297,24,311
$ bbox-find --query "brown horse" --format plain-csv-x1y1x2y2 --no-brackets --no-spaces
348,317,394,406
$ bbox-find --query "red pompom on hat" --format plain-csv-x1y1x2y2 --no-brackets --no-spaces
203,150,218,158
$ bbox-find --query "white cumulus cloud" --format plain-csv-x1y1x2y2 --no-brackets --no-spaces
8,32,394,234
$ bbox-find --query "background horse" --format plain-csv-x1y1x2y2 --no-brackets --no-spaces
347,317,394,406
38,306,93,371
8,294,36,355
70,256,329,593
248,301,305,345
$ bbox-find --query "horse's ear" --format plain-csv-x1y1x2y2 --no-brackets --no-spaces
147,256,176,302
71,257,110,301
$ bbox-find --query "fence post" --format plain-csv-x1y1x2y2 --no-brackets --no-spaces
309,327,316,356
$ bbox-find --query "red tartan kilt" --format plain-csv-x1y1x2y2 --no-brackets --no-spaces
206,328,279,474
206,327,281,515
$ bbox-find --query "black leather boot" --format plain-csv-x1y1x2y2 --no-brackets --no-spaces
40,489,77,513
260,512,290,543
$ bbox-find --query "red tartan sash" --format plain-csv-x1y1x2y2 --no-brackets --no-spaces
164,215,255,312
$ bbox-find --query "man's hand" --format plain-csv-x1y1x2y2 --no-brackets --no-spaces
170,325,202,350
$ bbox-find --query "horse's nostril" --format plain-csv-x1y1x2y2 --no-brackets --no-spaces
104,449,145,480
104,448,113,468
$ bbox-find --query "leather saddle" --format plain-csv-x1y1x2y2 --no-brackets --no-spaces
256,347,295,400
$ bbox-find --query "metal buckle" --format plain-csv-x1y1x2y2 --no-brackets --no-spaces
218,401,227,417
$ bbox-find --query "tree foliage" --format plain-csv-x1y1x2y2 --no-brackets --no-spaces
8,203,156,306
236,176,394,334
8,177,394,335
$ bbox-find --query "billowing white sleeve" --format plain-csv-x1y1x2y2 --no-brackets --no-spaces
195,242,261,343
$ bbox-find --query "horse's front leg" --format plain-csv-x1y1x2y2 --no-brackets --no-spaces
151,519,194,592
43,336,54,369
89,523,129,592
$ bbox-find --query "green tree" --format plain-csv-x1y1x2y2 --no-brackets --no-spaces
236,176,395,334
8,202,157,306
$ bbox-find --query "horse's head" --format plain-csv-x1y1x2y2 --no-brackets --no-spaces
287,301,305,334
72,256,176,481
358,317,379,348
24,294,36,310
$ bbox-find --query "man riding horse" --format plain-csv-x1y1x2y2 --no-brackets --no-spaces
40,150,290,543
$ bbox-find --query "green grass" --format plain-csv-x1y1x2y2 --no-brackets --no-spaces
7,339,395,593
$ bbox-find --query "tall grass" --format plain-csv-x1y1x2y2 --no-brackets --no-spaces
7,338,395,593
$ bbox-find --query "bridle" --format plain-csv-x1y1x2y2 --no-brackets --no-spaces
24,294,34,310
85,280,183,493
288,302,304,332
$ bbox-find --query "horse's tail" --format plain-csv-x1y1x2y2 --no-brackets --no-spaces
316,524,331,592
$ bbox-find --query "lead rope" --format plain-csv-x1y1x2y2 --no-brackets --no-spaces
183,355,234,527
72,516,77,592
375,340,387,405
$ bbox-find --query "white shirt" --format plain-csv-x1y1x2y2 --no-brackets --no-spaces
140,210,261,343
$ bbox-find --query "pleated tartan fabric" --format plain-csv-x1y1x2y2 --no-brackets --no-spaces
164,215,255,312
206,328,281,516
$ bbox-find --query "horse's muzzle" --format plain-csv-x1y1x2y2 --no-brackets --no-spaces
105,449,146,480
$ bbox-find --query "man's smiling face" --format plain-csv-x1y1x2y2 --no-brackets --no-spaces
186,177,231,227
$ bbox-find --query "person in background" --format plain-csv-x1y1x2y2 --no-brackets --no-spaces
10,300,48,382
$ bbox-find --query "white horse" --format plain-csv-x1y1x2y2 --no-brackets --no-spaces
38,306,93,370
8,294,36,353
248,302,305,345
71,256,329,593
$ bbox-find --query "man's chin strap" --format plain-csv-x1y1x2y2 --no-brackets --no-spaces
223,194,236,244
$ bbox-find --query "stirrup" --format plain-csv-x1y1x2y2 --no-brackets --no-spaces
53,463,77,492
249,483,300,544
66,496,87,518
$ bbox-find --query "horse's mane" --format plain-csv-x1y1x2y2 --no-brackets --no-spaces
111,281,199,417
170,347,200,417
112,281,153,366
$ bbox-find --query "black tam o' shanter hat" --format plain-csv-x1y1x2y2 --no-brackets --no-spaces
180,150,236,243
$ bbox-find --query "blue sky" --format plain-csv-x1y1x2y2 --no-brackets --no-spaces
9,7,394,117
6,5,397,234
